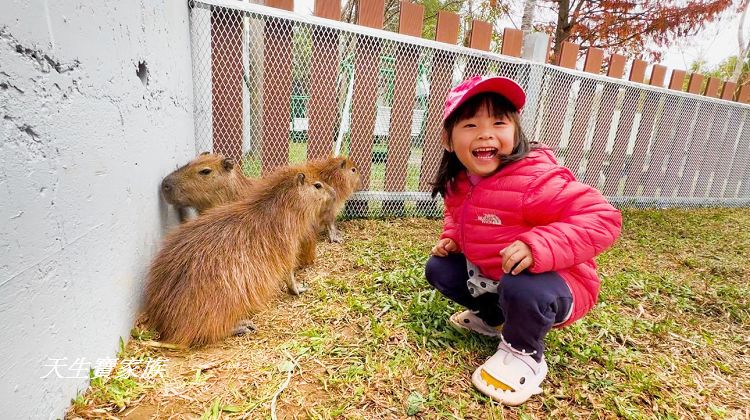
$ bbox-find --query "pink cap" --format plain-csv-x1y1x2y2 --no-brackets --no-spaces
443,75,526,121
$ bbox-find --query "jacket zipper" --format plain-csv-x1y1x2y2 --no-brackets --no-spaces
459,184,474,251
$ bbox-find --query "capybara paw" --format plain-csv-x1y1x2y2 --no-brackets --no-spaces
232,319,257,336
328,230,344,243
289,283,308,295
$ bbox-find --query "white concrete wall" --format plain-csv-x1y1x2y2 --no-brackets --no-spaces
0,1,195,418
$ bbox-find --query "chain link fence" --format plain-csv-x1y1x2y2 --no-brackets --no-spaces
189,0,750,217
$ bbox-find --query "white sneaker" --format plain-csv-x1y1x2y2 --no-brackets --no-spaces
448,310,502,337
471,341,547,406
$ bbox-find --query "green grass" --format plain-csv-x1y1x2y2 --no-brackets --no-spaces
68,368,146,415
67,208,750,418
241,141,426,194
241,142,309,177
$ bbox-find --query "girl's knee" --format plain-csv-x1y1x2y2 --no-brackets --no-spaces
499,274,536,304
424,254,466,290
500,272,566,306
424,256,443,286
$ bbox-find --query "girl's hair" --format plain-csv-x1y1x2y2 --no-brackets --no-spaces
431,92,534,198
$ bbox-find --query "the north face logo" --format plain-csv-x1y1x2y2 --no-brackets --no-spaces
478,214,502,225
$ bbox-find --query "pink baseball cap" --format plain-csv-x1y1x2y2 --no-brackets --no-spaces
443,75,526,121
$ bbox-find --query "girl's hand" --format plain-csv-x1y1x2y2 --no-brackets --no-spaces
500,240,533,275
431,238,457,257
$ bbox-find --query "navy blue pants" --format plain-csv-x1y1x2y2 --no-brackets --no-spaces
425,253,573,361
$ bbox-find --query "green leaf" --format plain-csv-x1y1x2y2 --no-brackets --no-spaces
221,405,244,413
406,391,426,416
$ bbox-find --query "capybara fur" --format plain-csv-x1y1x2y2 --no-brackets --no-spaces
161,152,254,221
145,168,334,347
297,156,362,267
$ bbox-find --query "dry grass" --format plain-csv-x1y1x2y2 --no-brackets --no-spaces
67,209,750,419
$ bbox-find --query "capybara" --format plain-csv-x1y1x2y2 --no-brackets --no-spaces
305,156,362,242
296,156,362,267
145,167,335,346
160,152,254,221
162,154,359,241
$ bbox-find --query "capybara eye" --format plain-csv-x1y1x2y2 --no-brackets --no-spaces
314,182,323,189
199,168,212,175
351,168,356,172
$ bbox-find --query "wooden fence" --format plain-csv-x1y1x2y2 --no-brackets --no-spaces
191,0,750,214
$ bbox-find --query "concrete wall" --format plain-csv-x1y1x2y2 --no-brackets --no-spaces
0,1,195,418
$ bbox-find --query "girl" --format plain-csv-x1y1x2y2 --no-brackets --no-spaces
425,75,622,405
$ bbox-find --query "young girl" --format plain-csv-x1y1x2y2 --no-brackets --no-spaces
425,75,622,405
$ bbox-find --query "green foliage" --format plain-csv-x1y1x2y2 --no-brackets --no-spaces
692,54,750,93
130,327,157,341
87,375,143,410
406,391,427,415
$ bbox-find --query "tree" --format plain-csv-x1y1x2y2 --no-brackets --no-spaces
341,0,502,43
687,2,750,89
695,55,750,91
731,0,750,83
521,0,536,34
536,0,734,62
340,0,734,67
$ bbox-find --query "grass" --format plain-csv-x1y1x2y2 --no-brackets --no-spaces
66,208,750,419
241,142,425,194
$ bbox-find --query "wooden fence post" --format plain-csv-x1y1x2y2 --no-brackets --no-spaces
710,105,744,197
345,0,385,217
260,0,294,173
306,0,342,159
465,19,492,76
596,58,644,194
643,69,686,196
693,77,729,196
677,74,715,196
724,84,750,197
383,1,424,216
619,64,666,196
417,11,459,215
658,72,701,197
497,28,523,80
211,8,244,162
711,81,742,197
540,42,578,150
581,58,642,187
501,28,523,57
563,47,603,176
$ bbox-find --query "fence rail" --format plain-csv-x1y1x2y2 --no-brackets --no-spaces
189,0,750,216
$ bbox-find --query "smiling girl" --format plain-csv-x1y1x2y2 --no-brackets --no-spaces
425,75,622,405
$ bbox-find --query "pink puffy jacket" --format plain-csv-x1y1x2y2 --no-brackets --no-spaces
440,148,622,325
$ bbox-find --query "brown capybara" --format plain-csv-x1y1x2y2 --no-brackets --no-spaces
305,156,362,242
160,152,254,221
296,156,362,268
161,153,360,241
145,167,335,347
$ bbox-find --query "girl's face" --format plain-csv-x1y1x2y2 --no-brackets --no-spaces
445,104,516,176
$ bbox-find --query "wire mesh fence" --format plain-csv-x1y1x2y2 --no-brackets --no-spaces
189,0,750,217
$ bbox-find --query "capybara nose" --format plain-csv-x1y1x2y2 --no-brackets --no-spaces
161,178,173,192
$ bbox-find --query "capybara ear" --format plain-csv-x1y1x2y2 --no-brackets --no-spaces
222,158,235,171
296,172,306,185
200,151,211,156
339,158,347,169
